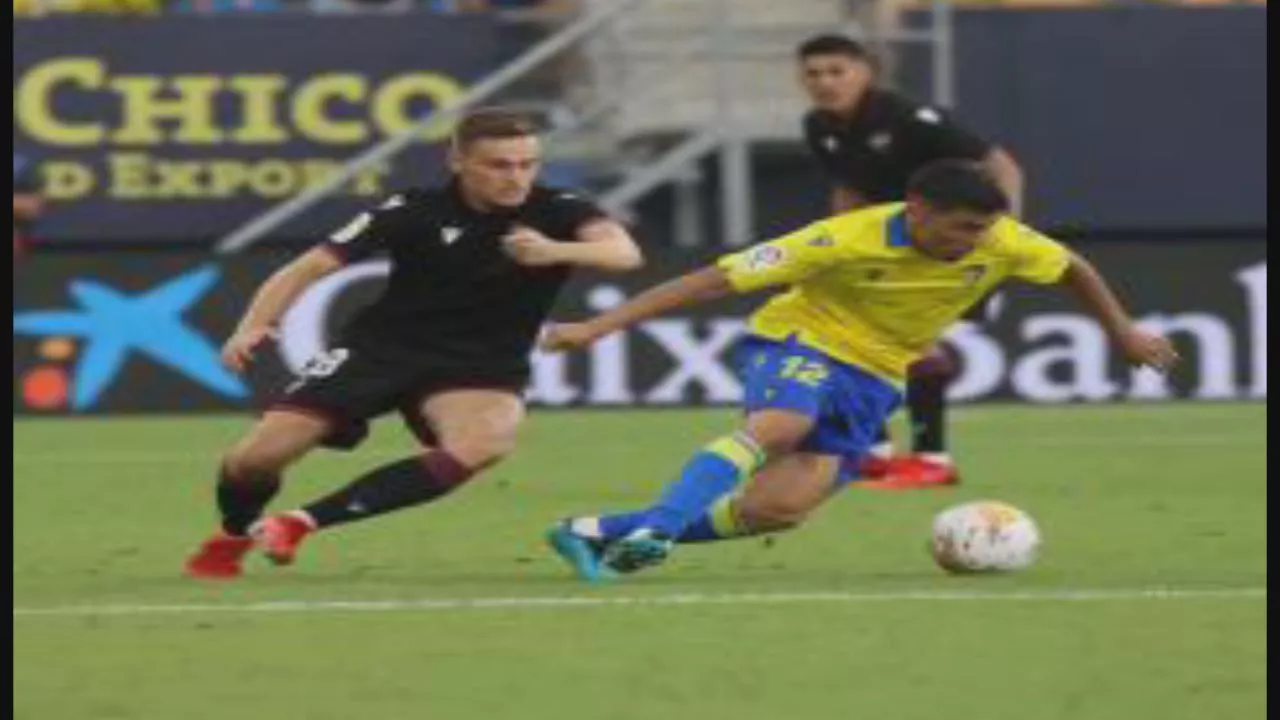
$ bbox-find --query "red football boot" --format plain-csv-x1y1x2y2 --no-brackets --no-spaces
254,514,315,566
861,455,960,489
184,532,255,580
857,452,894,479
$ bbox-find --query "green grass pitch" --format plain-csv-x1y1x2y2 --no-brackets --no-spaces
13,403,1266,719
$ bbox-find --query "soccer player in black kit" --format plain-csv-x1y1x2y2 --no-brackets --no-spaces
185,109,643,579
797,34,1025,487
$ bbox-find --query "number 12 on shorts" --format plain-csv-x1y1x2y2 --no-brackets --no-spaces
779,356,829,386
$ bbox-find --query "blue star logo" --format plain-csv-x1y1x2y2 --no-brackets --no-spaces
13,263,249,410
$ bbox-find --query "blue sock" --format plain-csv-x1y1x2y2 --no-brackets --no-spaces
597,510,647,541
641,433,766,538
584,494,748,544
589,501,750,544
676,514,724,542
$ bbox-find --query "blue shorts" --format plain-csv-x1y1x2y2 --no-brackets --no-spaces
735,335,903,485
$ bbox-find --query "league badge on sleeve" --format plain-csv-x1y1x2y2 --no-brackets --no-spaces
744,244,786,271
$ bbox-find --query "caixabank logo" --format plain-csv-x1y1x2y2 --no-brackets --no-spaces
11,238,1267,414
267,250,1268,407
13,262,249,412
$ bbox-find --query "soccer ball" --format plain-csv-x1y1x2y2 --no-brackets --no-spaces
930,500,1041,573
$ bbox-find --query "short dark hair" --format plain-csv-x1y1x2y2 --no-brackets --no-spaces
906,160,1010,214
797,34,871,62
452,107,539,150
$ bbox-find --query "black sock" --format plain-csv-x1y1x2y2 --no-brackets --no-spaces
302,451,474,529
907,375,948,453
217,465,281,537
907,348,958,455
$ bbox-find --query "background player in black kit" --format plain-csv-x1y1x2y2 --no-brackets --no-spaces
797,34,1025,487
185,109,643,579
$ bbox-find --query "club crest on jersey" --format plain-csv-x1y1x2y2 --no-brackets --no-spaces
822,136,839,152
808,233,835,248
915,107,942,124
744,244,785,271
868,132,892,152
863,267,888,282
441,226,463,245
962,265,988,285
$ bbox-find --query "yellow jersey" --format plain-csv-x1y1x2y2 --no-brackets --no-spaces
717,203,1072,385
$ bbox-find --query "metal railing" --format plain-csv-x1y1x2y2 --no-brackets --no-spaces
215,0,649,254
216,0,955,254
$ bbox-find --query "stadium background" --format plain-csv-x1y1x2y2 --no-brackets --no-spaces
12,4,1267,720
12,0,1266,414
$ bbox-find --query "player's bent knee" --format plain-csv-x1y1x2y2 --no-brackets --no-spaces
439,430,518,470
222,413,328,479
737,498,811,534
743,427,808,460
740,507,806,534
221,446,287,481
744,413,815,459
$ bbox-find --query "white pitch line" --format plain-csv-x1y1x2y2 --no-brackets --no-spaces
12,587,1266,619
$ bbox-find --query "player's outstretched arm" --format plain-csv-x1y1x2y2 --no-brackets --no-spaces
221,247,343,372
1058,251,1179,372
541,266,733,352
543,219,838,352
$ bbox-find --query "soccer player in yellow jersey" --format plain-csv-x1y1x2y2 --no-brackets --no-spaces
541,160,1179,581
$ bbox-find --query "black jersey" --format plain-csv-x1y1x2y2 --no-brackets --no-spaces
319,182,608,373
802,89,992,203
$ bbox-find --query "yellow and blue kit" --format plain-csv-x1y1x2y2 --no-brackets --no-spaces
717,203,1072,481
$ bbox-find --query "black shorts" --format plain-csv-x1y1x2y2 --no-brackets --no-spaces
266,344,526,451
